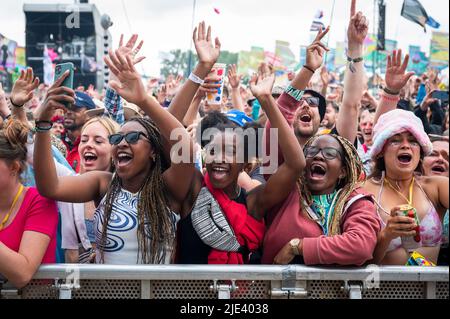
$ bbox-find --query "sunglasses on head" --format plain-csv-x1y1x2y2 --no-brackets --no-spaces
300,97,320,107
108,131,149,145
304,146,342,160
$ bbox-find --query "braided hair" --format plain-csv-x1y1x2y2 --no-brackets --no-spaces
99,117,175,264
298,134,364,236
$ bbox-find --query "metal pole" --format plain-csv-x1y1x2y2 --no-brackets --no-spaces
187,0,197,75
324,0,336,66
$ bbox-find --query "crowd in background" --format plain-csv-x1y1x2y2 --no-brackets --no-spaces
0,0,448,289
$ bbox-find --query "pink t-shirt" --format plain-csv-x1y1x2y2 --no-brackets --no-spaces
0,187,58,264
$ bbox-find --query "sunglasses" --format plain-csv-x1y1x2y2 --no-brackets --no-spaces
108,132,149,145
300,97,320,107
304,147,343,160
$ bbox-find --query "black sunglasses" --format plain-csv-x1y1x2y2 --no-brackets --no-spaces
300,97,320,107
109,132,149,145
304,147,342,160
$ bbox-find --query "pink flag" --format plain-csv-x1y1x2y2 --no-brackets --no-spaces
214,8,220,14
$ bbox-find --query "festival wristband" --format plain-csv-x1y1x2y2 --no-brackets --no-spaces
34,120,53,132
383,87,400,95
188,72,205,85
285,85,305,102
303,65,316,74
10,97,24,108
347,56,364,73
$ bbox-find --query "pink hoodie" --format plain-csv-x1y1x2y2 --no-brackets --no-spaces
262,92,381,265
262,188,381,266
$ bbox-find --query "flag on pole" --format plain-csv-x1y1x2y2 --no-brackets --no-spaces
401,0,439,31
43,45,55,86
310,10,325,32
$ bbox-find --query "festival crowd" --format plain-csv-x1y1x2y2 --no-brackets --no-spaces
0,0,448,289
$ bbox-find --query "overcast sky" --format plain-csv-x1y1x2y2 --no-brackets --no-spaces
0,0,449,76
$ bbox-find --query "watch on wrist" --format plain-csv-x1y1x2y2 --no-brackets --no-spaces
289,238,301,255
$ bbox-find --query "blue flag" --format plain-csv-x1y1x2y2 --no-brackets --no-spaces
426,16,441,29
401,0,432,31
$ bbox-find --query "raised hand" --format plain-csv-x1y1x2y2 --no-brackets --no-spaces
385,49,415,94
109,34,146,83
306,26,330,72
249,65,275,98
10,68,40,107
193,21,221,68
227,64,242,89
347,0,369,51
35,71,75,121
320,66,330,87
104,50,147,105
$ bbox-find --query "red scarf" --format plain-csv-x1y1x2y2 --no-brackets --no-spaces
204,173,265,264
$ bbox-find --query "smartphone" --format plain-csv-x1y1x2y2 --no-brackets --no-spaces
54,62,74,89
431,91,449,104
54,62,74,108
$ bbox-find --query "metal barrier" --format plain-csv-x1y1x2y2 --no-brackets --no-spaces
2,265,448,300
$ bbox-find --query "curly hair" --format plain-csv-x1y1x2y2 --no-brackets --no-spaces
298,134,364,236
0,119,30,175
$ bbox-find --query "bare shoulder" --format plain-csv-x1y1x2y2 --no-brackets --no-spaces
417,175,449,188
361,179,381,196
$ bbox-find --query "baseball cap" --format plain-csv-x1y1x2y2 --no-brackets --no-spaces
73,91,96,110
226,109,253,127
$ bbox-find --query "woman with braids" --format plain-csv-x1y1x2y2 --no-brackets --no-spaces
262,134,381,265
177,67,305,264
0,120,58,288
33,36,203,263
364,109,449,265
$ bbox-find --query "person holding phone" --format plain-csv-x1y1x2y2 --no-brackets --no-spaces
364,109,449,265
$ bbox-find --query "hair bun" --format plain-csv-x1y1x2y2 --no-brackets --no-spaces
4,120,29,150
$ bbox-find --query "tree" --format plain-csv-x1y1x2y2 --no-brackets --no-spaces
160,49,239,79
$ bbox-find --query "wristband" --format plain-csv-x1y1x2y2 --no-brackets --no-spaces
10,97,24,108
34,120,53,132
285,85,305,102
303,65,316,74
188,72,205,85
347,56,364,73
1,113,11,121
383,87,400,96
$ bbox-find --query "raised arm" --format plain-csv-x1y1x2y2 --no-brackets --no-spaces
34,72,111,203
168,21,221,122
249,70,305,219
374,50,414,125
104,49,195,202
228,64,245,111
337,0,368,143
8,68,40,126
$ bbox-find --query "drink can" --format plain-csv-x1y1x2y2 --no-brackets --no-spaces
206,63,226,105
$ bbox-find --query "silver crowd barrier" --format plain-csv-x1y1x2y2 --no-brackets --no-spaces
1,265,448,299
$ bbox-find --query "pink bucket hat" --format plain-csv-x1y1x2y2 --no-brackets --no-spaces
369,109,433,160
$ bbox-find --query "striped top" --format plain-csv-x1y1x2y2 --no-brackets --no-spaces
94,187,179,264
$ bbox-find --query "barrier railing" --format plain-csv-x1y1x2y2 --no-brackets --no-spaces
1,265,448,299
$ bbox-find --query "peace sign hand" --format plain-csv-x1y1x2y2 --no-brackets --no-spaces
306,26,330,72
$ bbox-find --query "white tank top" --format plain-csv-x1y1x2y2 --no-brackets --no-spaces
94,187,179,264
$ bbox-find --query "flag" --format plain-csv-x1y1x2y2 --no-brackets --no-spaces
426,16,440,29
430,32,449,71
43,45,54,86
275,40,297,71
310,10,325,32
214,8,220,15
401,0,432,31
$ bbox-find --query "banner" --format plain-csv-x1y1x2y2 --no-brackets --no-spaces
237,48,264,76
430,32,449,70
275,40,297,71
15,47,26,69
408,45,429,75
0,33,18,71
334,41,347,68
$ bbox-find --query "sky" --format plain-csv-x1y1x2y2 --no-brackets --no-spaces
0,0,449,76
